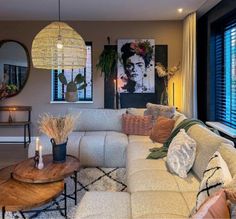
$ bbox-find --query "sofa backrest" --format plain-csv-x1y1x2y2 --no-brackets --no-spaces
187,124,234,180
218,143,236,189
68,108,127,131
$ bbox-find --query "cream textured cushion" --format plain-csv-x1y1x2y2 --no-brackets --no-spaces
167,129,197,178
144,102,176,121
196,151,232,210
187,124,234,180
67,108,126,131
76,192,131,219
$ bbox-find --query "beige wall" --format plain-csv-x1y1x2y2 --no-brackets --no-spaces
0,21,183,136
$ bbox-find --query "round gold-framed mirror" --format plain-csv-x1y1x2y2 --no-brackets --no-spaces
0,40,30,98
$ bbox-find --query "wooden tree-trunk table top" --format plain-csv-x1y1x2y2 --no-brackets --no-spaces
12,155,80,183
0,165,64,212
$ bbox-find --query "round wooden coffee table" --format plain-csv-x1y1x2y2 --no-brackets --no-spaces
0,165,64,219
12,154,80,206
12,154,80,183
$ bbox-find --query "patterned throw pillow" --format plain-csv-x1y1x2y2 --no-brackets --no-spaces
150,116,175,143
122,114,152,136
144,103,176,122
166,129,197,178
196,151,233,210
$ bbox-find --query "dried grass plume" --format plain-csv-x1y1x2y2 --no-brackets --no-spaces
38,113,79,144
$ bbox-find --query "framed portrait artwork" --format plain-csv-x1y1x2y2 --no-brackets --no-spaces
117,39,155,93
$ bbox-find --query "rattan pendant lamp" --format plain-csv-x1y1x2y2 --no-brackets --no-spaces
31,0,86,70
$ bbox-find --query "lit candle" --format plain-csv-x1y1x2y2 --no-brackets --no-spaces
38,145,44,170
36,137,39,151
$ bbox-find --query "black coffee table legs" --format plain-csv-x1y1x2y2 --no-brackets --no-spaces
2,207,5,219
67,170,78,205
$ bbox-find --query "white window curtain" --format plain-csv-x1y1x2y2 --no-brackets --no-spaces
182,12,197,118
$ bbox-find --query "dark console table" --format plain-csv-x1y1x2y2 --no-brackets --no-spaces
0,106,32,147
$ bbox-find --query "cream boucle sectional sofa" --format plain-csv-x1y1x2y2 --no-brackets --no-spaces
28,108,236,219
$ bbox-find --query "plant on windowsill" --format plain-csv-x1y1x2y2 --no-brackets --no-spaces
58,71,87,102
96,46,118,78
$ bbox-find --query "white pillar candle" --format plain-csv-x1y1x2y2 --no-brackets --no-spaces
36,137,39,151
39,145,42,159
38,145,44,170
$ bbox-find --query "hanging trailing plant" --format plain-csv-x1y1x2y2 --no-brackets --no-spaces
96,46,118,78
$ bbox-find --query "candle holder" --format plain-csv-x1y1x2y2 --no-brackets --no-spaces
34,150,39,168
38,156,44,170
8,111,13,123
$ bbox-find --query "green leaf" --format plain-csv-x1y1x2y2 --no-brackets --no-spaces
74,73,85,84
58,73,68,85
78,83,87,90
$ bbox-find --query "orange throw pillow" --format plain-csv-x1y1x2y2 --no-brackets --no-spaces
122,114,152,136
150,116,175,143
191,190,230,219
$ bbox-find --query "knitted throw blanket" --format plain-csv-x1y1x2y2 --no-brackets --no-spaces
146,118,205,159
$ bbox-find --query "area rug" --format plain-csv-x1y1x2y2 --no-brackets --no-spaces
4,167,127,219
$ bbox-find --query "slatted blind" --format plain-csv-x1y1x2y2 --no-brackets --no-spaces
215,17,236,128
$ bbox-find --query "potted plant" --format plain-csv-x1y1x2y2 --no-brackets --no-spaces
38,113,78,163
58,71,87,102
155,62,180,105
0,82,18,100
96,46,118,78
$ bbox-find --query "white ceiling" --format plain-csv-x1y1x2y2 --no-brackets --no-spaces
0,0,221,21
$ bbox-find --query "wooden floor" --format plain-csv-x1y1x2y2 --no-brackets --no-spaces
0,144,27,169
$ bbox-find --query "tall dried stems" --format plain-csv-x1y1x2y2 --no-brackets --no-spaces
38,113,79,144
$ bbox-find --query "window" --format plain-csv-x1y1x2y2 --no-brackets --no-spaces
215,15,236,128
51,42,93,102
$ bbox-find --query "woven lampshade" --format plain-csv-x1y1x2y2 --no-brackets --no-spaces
31,21,86,70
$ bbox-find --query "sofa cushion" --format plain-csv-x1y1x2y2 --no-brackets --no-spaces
80,135,106,167
127,158,168,178
128,135,155,144
144,103,176,121
80,131,128,167
174,173,200,192
127,169,179,193
131,191,190,218
150,116,175,143
122,114,152,136
218,143,236,183
187,124,234,180
126,142,162,164
182,191,198,213
75,192,131,219
68,108,126,131
104,132,128,167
